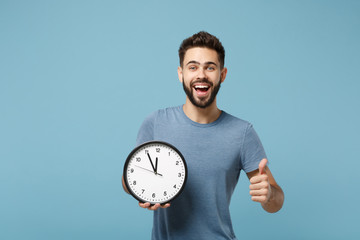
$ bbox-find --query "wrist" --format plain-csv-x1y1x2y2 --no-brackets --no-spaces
261,184,284,213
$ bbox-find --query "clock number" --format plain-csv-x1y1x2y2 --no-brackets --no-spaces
152,193,156,198
173,184,176,189
133,180,136,185
178,173,181,177
156,148,160,153
136,157,141,162
168,152,171,156
130,168,134,173
176,161,179,165
142,189,145,194
163,191,167,196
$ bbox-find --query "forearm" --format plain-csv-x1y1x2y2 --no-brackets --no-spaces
261,184,284,213
122,176,130,194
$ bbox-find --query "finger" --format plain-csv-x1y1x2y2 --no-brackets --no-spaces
258,158,268,175
249,180,269,190
249,174,268,184
160,203,171,208
250,188,269,197
139,202,151,208
249,176,260,184
251,195,268,203
149,203,161,210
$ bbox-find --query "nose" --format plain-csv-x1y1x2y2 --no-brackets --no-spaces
197,68,206,79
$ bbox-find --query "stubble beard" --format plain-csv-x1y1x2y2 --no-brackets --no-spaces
182,77,221,109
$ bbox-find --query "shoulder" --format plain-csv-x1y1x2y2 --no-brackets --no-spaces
157,105,182,116
141,106,182,124
150,105,182,121
221,111,252,130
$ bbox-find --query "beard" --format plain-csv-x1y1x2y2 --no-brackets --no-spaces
182,77,221,109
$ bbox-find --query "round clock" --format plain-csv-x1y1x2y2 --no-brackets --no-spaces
123,141,187,205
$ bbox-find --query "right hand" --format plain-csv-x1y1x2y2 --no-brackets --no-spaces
249,158,271,204
139,202,171,210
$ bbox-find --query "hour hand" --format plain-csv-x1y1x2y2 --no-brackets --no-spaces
147,153,156,173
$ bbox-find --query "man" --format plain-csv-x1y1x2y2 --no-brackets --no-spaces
123,31,284,239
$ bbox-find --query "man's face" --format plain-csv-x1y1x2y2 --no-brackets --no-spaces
178,47,227,109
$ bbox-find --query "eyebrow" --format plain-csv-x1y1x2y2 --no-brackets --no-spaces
186,60,218,66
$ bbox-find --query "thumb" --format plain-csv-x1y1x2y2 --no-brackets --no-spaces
258,158,268,175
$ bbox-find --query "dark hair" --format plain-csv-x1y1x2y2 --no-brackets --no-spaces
178,31,225,69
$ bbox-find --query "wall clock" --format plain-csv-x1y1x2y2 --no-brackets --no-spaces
123,141,187,205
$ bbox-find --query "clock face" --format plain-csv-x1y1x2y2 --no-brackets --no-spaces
123,141,187,205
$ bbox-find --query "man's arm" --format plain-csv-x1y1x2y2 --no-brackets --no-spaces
246,158,284,213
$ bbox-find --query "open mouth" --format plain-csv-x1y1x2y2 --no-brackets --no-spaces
193,84,210,96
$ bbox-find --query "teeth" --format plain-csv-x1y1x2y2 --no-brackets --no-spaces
194,85,209,89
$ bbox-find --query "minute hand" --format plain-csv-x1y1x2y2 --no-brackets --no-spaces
155,157,158,173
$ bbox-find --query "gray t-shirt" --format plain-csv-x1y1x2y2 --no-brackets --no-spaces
136,105,267,240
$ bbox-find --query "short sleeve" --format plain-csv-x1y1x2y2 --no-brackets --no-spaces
240,124,267,173
136,111,157,146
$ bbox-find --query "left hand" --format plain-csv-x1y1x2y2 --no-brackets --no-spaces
139,202,171,210
249,158,271,204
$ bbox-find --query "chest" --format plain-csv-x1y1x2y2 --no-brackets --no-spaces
154,123,243,181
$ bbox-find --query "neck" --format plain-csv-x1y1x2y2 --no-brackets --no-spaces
183,98,222,124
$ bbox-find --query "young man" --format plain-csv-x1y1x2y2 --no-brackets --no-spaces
123,31,284,239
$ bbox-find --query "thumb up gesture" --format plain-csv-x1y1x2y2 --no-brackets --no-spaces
249,158,271,204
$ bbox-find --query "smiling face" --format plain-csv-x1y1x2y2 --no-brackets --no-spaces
178,47,227,109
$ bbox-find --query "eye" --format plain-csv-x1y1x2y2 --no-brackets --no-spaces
188,65,197,71
207,66,215,71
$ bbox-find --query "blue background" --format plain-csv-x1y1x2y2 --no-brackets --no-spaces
1,0,359,239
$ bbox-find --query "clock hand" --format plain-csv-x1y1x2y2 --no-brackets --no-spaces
147,153,156,173
134,165,163,176
155,157,158,173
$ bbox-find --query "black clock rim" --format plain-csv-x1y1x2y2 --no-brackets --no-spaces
123,140,188,205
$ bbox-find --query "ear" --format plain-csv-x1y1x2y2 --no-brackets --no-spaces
220,67,227,83
177,66,183,83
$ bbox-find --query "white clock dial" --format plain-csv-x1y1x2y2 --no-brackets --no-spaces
124,141,187,205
